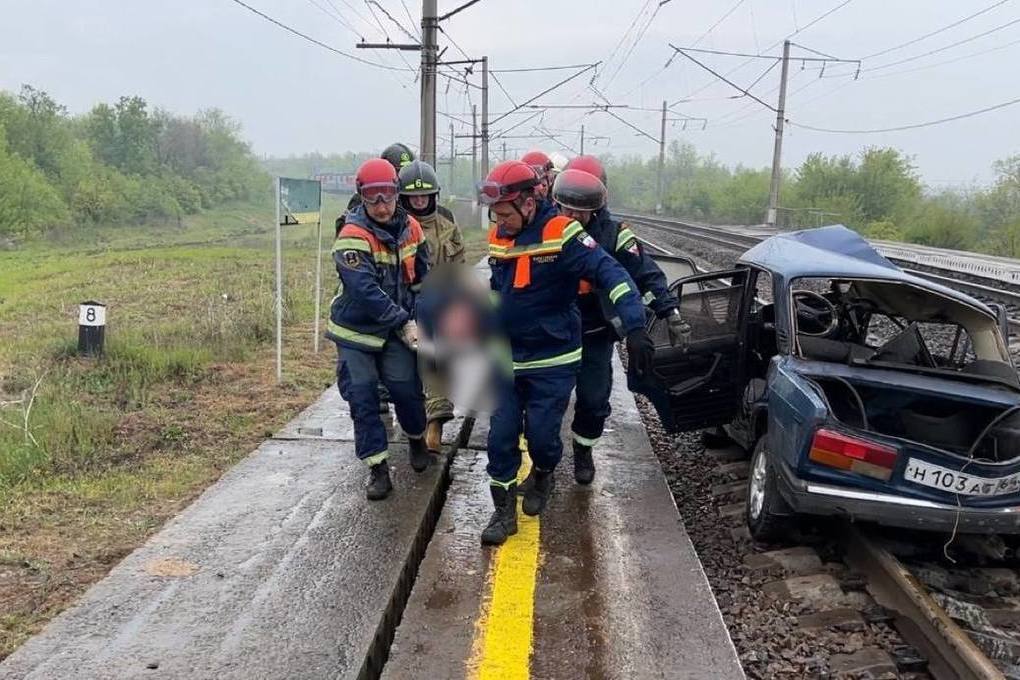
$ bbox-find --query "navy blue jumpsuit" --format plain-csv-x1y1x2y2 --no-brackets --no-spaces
570,208,678,449
486,201,646,485
326,205,429,465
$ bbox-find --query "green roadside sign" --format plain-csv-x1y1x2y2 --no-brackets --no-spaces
279,177,321,225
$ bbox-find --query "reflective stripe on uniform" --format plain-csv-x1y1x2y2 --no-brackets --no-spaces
332,237,372,253
489,477,515,489
642,290,656,305
562,220,584,242
512,346,582,372
399,242,420,260
572,432,599,447
608,281,631,303
327,320,387,348
364,450,389,466
615,228,638,251
488,241,563,259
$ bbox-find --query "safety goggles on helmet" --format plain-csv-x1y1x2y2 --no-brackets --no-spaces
476,177,538,205
359,181,399,204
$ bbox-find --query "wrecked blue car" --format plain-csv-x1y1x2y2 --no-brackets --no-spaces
643,226,1020,541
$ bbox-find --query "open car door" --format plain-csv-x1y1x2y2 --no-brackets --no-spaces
630,268,750,433
648,252,700,282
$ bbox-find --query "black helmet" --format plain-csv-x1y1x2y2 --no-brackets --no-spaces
552,169,607,212
381,142,415,171
399,160,440,196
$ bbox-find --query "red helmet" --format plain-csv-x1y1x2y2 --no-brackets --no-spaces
520,149,553,173
478,160,539,205
356,158,399,204
551,169,607,212
565,155,607,185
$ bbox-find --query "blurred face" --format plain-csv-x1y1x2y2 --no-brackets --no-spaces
558,205,593,226
534,179,549,199
409,194,430,211
366,195,397,222
490,196,536,236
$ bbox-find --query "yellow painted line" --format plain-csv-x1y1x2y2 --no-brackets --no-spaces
467,437,541,680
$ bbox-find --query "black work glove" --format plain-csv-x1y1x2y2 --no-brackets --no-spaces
666,308,692,351
625,328,656,380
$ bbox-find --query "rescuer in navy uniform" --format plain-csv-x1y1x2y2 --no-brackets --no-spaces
553,157,691,485
327,158,431,500
477,160,656,545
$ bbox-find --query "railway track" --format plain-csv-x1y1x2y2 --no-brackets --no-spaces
842,528,1009,679
617,211,1020,336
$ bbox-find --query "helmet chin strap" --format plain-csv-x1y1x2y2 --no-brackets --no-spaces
512,197,534,225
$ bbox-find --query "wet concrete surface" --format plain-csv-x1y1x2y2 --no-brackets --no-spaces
0,387,447,680
384,355,745,679
380,449,494,679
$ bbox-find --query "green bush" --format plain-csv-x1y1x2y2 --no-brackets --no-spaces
0,85,268,238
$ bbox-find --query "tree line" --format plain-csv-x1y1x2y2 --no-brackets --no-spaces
603,141,1020,256
0,85,267,239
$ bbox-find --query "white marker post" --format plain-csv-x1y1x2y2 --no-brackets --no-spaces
274,177,283,383
78,301,106,356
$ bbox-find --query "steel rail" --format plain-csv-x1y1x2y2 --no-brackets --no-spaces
843,527,1003,680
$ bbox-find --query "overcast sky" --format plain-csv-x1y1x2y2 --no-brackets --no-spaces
2,0,1018,187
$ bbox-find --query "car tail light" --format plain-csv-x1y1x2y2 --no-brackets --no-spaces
809,429,898,481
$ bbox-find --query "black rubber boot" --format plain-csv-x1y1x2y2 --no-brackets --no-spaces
408,437,431,472
573,441,595,485
366,460,392,500
522,467,555,516
481,484,518,545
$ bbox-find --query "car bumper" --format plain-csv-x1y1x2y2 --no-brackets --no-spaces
775,461,1020,534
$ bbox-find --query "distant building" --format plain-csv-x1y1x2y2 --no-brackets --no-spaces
313,171,357,195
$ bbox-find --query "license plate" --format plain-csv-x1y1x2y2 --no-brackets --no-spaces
904,458,1020,497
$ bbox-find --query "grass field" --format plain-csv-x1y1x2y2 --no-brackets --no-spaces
0,195,487,658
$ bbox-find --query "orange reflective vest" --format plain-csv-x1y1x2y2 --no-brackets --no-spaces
488,215,575,288
338,217,425,283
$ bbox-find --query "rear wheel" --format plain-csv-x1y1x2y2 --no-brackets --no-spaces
746,436,791,543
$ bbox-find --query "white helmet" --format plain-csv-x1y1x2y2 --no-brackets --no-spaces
549,151,569,173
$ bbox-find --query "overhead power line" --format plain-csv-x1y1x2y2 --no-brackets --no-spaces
400,0,421,38
490,63,599,73
438,0,484,21
862,16,1020,72
674,0,854,101
861,0,1011,60
863,34,1020,80
670,45,779,112
227,0,413,71
304,0,364,37
490,63,601,125
603,0,675,89
599,0,655,87
696,1,747,47
619,0,746,99
790,94,1020,134
366,0,419,42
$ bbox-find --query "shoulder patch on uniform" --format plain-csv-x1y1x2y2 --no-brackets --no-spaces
624,239,640,256
579,233,598,249
342,250,361,268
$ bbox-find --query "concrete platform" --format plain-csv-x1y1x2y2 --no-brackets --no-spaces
0,388,448,680
383,355,745,679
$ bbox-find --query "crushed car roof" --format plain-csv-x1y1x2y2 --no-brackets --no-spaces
739,225,996,314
